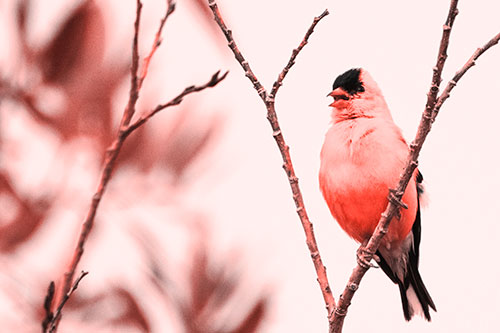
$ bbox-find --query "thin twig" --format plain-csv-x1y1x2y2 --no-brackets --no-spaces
47,271,88,333
121,0,143,128
207,0,335,317
432,31,500,120
126,70,228,134
424,0,459,114
331,1,500,332
57,1,144,307
270,9,329,98
208,0,266,101
49,1,226,331
138,0,176,90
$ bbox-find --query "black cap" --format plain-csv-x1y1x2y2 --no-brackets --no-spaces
332,68,365,95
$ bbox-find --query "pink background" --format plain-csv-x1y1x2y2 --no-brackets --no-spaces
1,0,499,332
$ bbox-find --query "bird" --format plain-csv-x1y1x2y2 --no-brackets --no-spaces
319,68,436,321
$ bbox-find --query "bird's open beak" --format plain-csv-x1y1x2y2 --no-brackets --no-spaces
327,88,349,107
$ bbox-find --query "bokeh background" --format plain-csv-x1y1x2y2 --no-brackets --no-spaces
0,0,499,332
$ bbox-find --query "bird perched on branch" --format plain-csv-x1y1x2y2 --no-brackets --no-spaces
319,68,436,321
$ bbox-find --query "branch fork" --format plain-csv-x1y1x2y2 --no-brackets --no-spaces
209,0,500,332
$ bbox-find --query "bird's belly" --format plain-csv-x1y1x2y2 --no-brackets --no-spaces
321,164,389,242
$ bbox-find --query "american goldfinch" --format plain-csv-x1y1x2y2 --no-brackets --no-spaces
319,68,436,321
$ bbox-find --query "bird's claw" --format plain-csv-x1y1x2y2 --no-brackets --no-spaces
356,246,379,269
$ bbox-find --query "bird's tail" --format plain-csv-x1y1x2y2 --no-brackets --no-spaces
377,249,437,321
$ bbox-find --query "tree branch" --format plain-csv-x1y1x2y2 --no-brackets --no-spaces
126,70,228,134
431,31,500,121
57,0,145,307
425,0,459,113
121,0,143,128
331,1,500,331
207,0,335,317
138,0,176,90
270,10,329,98
207,0,266,101
0,79,57,129
47,1,226,331
331,1,459,330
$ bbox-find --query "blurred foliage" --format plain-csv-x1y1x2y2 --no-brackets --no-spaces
0,0,269,332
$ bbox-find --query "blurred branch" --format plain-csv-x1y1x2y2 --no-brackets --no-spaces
134,225,268,333
48,1,226,331
121,0,143,128
45,271,88,333
126,70,228,133
0,171,51,252
424,0,459,114
138,0,176,90
331,1,500,331
0,80,56,128
16,0,31,62
270,10,329,98
207,0,335,318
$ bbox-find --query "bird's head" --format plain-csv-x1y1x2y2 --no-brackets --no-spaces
327,68,390,120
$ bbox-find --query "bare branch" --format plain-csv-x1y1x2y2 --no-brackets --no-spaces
56,2,144,309
49,2,226,331
207,0,335,317
424,0,459,113
126,70,228,134
331,1,460,330
432,31,500,120
138,0,176,90
207,0,267,101
121,0,143,128
270,9,329,98
331,2,500,332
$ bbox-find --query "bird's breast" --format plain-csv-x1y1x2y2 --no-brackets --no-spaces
319,118,416,245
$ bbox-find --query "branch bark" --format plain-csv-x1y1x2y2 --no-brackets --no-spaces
207,0,335,317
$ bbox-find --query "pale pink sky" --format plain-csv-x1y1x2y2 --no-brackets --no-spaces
1,0,499,332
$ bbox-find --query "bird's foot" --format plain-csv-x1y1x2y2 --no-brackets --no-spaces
356,246,379,269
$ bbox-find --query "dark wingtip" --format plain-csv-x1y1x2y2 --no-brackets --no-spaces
378,246,436,322
407,252,437,322
397,281,412,321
